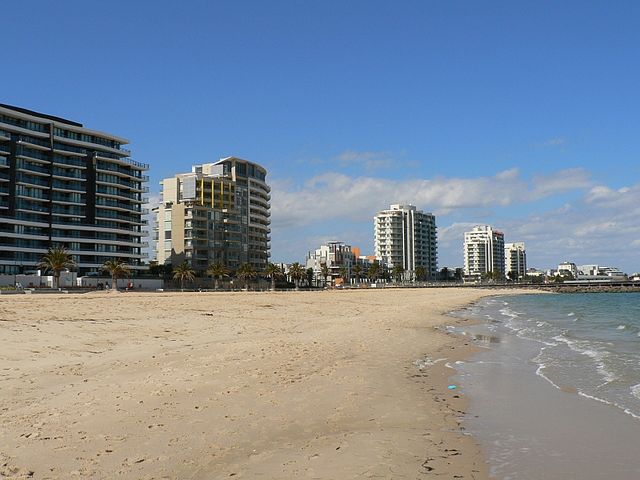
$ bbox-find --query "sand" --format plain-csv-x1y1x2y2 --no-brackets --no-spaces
0,288,513,479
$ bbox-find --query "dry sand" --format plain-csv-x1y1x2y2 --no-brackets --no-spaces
0,288,513,479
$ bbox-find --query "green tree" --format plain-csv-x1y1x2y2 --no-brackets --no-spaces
415,265,427,282
39,247,76,289
392,265,405,283
102,259,131,290
320,263,330,287
352,264,363,284
367,261,381,282
288,262,305,290
207,262,230,290
339,266,349,285
173,262,195,291
236,263,257,290
380,265,391,282
264,263,282,291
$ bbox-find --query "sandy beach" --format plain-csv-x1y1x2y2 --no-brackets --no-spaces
1,288,513,479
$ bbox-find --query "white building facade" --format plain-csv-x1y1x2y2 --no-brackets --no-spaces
374,204,437,280
557,262,578,278
306,241,355,285
505,242,526,280
463,225,505,278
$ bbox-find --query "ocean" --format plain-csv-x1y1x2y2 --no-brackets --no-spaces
452,292,640,479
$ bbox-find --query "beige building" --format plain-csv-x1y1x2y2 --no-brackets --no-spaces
505,242,526,280
155,157,270,272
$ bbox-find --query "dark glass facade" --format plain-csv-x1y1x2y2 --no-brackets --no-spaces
0,104,148,275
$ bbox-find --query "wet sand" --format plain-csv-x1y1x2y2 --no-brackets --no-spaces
1,288,513,479
455,298,640,479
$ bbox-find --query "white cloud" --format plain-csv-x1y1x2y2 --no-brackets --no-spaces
503,182,640,270
531,168,592,198
271,167,591,229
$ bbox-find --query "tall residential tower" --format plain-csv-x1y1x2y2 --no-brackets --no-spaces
155,157,270,272
0,104,148,275
505,242,526,280
463,225,505,278
374,204,437,280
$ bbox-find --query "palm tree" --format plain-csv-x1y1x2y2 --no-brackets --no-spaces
415,265,427,283
288,262,305,290
39,247,76,289
263,263,282,291
320,263,330,288
207,262,229,290
236,263,257,290
352,264,362,284
392,265,404,283
173,262,195,291
367,261,381,283
339,266,349,286
102,259,131,290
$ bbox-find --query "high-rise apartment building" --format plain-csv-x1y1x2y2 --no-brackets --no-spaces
0,104,148,275
505,242,526,280
374,204,437,280
155,157,270,272
463,225,505,278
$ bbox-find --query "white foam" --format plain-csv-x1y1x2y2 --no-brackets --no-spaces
567,312,575,317
616,325,626,330
631,384,640,400
577,391,640,421
535,363,563,390
552,335,617,383
499,308,520,318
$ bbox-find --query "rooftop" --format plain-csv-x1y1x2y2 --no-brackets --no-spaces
0,103,83,127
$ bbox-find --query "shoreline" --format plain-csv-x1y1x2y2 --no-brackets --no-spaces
1,288,526,479
452,293,640,479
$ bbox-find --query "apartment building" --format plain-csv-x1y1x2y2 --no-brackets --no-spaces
463,225,505,278
0,104,148,275
306,241,355,284
155,158,270,272
557,261,578,278
505,242,527,280
374,204,437,280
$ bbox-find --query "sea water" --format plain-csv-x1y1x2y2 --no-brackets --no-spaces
453,293,640,479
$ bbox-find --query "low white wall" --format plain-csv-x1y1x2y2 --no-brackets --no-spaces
0,273,76,288
78,277,164,290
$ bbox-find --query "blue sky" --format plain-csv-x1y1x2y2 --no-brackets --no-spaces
4,1,640,270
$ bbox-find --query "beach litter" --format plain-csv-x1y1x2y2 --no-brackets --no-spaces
447,385,457,390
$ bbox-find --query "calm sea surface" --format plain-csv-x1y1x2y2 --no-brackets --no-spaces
452,293,640,479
